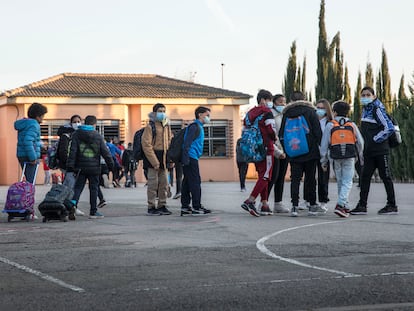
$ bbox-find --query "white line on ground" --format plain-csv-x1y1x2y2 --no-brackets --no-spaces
256,220,362,277
0,256,85,293
135,271,414,292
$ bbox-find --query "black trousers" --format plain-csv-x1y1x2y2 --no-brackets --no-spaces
73,173,100,215
359,153,396,206
237,161,248,190
181,158,202,209
317,160,330,203
290,160,317,207
267,158,288,202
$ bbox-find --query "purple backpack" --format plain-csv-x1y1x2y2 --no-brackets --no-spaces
5,181,36,213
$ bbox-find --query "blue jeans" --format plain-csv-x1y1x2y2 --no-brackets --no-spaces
333,158,355,207
19,160,38,184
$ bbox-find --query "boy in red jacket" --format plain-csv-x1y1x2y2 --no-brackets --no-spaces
241,89,285,217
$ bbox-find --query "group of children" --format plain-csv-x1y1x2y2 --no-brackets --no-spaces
240,87,398,219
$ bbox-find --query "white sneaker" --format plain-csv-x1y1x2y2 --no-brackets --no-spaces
320,202,328,212
75,208,85,216
273,202,289,213
298,201,310,211
290,206,298,217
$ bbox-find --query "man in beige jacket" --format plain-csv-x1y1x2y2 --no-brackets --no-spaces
142,103,172,215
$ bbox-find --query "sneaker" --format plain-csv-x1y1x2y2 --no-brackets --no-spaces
334,204,350,218
273,202,289,213
378,204,398,215
240,188,246,192
173,193,181,199
260,204,273,216
199,205,211,214
147,207,162,216
181,206,192,216
75,208,85,216
350,203,367,215
158,206,172,215
68,206,76,220
308,204,327,216
241,200,260,217
97,200,107,208
241,200,255,213
290,206,298,217
89,211,104,219
298,201,310,211
320,202,328,212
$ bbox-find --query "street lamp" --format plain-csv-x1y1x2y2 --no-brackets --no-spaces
221,63,225,88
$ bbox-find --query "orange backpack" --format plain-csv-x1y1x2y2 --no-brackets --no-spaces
329,118,357,159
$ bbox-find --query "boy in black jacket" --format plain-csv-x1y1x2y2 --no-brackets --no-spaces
279,92,323,216
67,115,114,219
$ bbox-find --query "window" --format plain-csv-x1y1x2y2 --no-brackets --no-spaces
202,120,233,158
40,119,125,144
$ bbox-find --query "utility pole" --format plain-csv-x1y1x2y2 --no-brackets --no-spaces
221,63,225,88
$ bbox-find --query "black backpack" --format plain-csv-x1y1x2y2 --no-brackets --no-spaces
132,121,156,160
373,107,402,148
167,123,200,163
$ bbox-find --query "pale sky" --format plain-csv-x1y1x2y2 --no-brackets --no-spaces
1,0,413,103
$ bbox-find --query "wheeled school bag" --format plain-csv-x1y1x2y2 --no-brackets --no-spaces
2,162,39,222
38,171,78,222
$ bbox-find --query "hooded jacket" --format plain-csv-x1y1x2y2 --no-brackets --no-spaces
279,100,322,162
245,105,276,156
56,124,76,169
14,118,42,161
66,125,114,175
142,112,172,170
360,98,394,156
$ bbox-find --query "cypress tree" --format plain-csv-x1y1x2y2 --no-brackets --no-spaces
283,41,297,101
381,47,392,112
352,72,362,125
301,56,307,96
343,65,351,104
398,74,408,101
365,62,374,87
316,0,329,99
376,70,383,102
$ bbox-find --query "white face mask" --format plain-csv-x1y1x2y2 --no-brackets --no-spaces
266,101,274,109
72,122,81,130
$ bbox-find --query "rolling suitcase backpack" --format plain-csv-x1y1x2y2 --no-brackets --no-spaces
38,171,79,222
2,162,39,222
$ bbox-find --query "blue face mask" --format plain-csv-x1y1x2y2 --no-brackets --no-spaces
360,97,373,106
316,108,326,117
266,101,273,109
156,112,166,121
275,106,284,113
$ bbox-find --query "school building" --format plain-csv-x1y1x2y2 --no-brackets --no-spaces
0,73,252,185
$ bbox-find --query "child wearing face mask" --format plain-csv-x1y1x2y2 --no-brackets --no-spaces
241,89,285,217
313,99,334,212
142,103,173,216
350,86,398,215
56,114,87,217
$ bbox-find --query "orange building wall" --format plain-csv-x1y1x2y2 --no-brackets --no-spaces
0,100,246,185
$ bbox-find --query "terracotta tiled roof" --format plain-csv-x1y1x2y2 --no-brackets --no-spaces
1,73,251,99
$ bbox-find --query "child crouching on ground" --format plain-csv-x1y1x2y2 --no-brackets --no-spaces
320,101,364,217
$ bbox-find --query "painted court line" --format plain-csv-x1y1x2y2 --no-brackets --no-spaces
256,220,362,277
0,256,85,293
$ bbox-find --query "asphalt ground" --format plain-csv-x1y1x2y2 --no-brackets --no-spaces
0,180,413,311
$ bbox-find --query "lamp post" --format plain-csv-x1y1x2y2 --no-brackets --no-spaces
221,63,225,88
